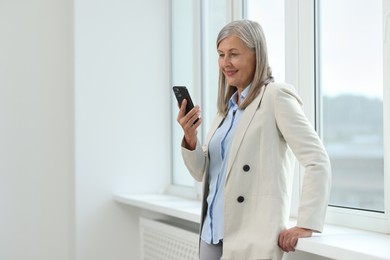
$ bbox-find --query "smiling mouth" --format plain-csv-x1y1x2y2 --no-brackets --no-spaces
225,70,237,77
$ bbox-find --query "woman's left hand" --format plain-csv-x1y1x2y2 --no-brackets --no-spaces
278,226,313,252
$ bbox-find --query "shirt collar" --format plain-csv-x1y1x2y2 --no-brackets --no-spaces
228,83,252,110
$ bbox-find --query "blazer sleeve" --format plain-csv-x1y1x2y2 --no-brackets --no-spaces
272,83,332,232
181,138,208,182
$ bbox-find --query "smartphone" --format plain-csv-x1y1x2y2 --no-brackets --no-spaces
172,86,199,123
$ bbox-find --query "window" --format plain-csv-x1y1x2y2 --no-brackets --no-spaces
171,0,197,188
318,0,384,213
245,0,285,82
170,0,227,193
317,0,389,233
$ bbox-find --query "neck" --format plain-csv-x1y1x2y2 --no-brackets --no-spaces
236,91,241,106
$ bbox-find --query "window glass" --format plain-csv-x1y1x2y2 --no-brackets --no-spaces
201,1,228,136
171,0,196,186
171,0,227,187
319,0,384,212
245,0,285,82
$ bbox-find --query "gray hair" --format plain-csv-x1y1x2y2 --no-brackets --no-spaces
216,19,274,115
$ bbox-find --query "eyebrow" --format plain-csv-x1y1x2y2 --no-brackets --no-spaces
217,48,239,53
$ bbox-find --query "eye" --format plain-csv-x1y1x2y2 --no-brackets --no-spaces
218,53,225,58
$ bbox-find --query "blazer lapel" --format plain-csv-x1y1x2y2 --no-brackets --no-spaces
225,85,267,181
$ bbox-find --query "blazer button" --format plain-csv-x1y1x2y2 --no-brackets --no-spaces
237,196,245,203
243,164,250,172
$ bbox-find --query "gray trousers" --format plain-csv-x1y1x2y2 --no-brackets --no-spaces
199,240,273,260
199,240,223,260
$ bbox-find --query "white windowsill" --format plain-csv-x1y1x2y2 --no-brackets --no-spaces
114,192,390,260
114,193,201,223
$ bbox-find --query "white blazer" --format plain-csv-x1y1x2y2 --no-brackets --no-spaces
182,82,331,260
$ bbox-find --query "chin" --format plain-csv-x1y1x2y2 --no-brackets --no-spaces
227,80,237,86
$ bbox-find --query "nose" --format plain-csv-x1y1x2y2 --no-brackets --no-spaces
221,56,231,67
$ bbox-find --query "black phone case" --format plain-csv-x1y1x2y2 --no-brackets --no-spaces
172,86,195,114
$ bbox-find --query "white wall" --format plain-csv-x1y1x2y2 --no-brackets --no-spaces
74,0,170,260
1,0,169,259
0,0,74,259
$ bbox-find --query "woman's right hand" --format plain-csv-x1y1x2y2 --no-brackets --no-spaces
177,99,202,150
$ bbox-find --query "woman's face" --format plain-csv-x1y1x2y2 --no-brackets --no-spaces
218,35,256,91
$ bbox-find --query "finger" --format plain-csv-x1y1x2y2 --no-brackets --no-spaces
279,230,295,252
282,237,294,252
290,237,298,251
192,116,202,128
177,100,188,124
285,237,293,252
179,99,187,115
278,232,285,249
283,238,290,252
188,105,200,119
279,234,290,252
182,106,200,126
190,109,201,125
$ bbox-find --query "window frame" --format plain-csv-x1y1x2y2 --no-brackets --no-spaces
168,0,226,199
384,0,390,233
168,0,201,198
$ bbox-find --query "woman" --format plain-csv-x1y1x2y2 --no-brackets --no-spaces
177,20,331,260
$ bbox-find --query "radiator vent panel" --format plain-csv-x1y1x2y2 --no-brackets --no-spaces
140,218,199,260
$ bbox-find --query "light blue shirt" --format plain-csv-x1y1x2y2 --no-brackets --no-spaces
201,85,251,244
